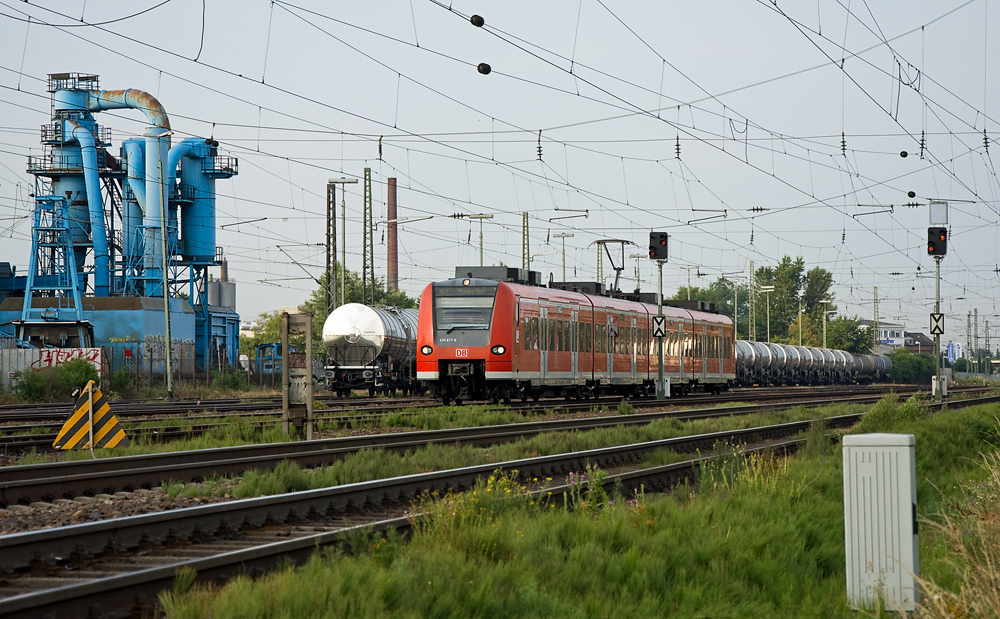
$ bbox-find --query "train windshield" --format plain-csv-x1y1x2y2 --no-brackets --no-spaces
433,283,497,345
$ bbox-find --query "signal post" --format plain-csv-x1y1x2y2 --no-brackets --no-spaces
649,232,669,400
927,201,948,402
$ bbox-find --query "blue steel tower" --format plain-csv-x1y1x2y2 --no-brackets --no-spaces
4,73,240,375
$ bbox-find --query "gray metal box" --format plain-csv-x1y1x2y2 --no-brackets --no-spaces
842,433,919,610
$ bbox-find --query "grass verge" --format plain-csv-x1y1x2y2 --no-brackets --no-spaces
159,396,1000,617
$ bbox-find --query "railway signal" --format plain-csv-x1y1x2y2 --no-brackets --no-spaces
648,232,669,260
927,227,947,255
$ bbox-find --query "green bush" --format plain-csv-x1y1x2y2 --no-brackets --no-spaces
888,348,937,383
212,369,249,390
850,393,927,434
14,357,100,401
111,368,137,398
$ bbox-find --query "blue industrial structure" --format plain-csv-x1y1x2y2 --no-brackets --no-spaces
0,73,240,374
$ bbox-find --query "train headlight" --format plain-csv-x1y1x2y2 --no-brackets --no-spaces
421,345,433,355
490,345,506,355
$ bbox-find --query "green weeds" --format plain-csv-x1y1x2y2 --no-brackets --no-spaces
159,399,1000,618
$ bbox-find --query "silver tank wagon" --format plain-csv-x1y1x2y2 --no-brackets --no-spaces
322,304,420,396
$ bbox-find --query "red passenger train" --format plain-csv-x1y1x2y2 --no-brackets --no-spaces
416,270,735,405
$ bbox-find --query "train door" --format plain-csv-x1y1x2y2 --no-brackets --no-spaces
513,296,520,369
540,306,548,383
606,314,614,378
677,322,685,381
630,316,637,381
702,325,708,381
571,309,579,382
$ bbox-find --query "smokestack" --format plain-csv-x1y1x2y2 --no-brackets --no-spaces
387,177,398,291
220,258,229,283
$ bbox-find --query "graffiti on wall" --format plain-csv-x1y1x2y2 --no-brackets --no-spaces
0,348,104,389
30,348,102,369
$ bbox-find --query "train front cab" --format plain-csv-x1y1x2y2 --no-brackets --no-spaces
417,278,511,404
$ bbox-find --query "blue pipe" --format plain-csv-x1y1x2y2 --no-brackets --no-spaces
67,121,110,297
86,89,171,296
122,140,146,270
123,140,146,209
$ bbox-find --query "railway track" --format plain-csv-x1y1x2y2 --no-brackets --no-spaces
3,389,995,508
0,418,838,618
1,384,974,453
2,392,998,618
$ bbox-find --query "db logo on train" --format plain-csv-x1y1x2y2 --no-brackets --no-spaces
455,349,469,357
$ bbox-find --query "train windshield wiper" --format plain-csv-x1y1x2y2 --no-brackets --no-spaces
444,324,487,333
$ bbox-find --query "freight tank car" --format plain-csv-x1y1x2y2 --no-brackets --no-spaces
416,274,735,405
322,304,420,396
734,339,891,386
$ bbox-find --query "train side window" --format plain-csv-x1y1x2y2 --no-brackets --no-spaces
533,318,540,350
549,319,556,351
586,323,592,353
572,321,577,353
524,317,530,351
557,320,564,352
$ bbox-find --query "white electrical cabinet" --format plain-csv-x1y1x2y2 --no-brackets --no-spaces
842,434,919,611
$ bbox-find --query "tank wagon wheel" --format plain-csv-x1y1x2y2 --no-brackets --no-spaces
502,386,512,405
532,392,541,402
454,398,463,406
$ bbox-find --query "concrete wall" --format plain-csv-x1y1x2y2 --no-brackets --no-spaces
1,347,102,389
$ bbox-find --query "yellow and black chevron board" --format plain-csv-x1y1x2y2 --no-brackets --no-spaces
52,380,130,449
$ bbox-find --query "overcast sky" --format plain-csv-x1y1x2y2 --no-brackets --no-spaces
1,1,997,342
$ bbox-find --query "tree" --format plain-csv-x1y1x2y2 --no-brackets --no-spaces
777,312,821,347
239,311,298,361
300,269,418,356
823,316,873,354
952,357,968,372
803,266,835,320
671,278,749,337
748,257,837,344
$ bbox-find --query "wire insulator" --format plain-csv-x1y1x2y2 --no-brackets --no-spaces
986,129,990,152
919,131,925,159
537,129,542,161
841,132,847,156
675,135,681,159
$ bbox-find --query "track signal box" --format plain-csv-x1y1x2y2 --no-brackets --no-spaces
927,227,947,256
649,232,669,260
